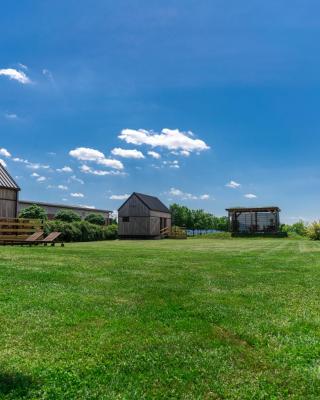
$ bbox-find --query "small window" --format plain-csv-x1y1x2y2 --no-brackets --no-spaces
122,217,129,222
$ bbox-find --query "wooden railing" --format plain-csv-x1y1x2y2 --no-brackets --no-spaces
0,218,44,242
160,226,187,239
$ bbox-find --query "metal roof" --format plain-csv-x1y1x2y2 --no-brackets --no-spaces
226,206,281,212
0,164,20,190
19,200,111,214
119,192,170,213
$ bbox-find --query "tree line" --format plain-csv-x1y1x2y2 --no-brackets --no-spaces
169,203,228,233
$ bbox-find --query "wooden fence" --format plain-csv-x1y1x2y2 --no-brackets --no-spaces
0,218,44,242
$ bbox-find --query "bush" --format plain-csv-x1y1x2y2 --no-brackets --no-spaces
55,210,81,223
84,213,105,226
281,220,307,237
45,221,118,242
19,204,47,220
307,221,320,240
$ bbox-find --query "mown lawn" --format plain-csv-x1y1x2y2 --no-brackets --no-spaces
0,238,320,399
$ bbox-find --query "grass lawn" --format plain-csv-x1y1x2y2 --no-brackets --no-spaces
0,238,320,399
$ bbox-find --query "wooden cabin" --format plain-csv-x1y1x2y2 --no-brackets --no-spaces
118,192,171,239
0,164,20,218
226,206,284,236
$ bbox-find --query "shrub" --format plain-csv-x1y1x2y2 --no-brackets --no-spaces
45,221,118,242
19,204,47,220
84,213,105,226
103,224,118,239
55,210,81,223
307,221,320,240
281,220,307,237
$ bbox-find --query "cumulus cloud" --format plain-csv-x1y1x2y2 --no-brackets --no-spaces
69,147,124,170
56,166,73,173
244,193,257,199
109,194,130,200
119,128,210,153
37,176,46,182
31,173,39,177
169,188,211,200
0,159,7,167
0,148,11,158
148,151,161,159
80,164,125,176
226,180,241,189
0,68,31,84
70,192,84,198
111,148,145,159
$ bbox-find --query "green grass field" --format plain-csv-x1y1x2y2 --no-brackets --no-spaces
0,238,320,399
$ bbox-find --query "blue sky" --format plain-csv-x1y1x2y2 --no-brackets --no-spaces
1,0,320,222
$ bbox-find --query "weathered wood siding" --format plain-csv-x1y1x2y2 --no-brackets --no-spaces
118,194,150,217
0,188,18,218
118,216,150,236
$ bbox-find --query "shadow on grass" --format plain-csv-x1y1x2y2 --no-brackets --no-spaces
0,371,36,397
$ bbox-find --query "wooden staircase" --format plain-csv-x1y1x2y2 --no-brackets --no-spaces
160,226,187,239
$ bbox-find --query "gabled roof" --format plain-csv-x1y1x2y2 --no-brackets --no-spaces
119,192,171,213
0,164,20,190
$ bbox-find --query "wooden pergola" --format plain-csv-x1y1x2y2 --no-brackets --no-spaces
226,206,281,234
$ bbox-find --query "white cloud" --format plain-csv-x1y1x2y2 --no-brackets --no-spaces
226,180,241,189
244,193,257,199
0,148,11,158
0,68,31,84
169,188,211,200
37,176,46,182
69,175,84,184
13,157,50,170
58,185,68,190
27,163,50,170
148,151,161,159
69,147,124,170
110,194,130,200
80,164,125,176
42,69,54,83
18,63,28,70
56,166,73,173
4,113,18,120
119,128,210,153
0,159,7,167
111,148,145,159
31,172,40,177
163,160,180,169
180,150,190,157
70,192,84,198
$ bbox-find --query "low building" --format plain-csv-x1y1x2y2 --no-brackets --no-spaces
118,192,171,239
18,200,112,224
226,206,284,236
0,164,20,218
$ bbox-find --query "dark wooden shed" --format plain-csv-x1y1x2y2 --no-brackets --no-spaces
0,164,20,218
226,206,284,236
118,192,171,239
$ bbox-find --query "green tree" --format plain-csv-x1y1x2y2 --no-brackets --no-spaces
85,213,105,226
19,204,47,220
55,210,81,223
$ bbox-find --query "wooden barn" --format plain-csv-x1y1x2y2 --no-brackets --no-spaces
0,163,20,218
118,192,171,239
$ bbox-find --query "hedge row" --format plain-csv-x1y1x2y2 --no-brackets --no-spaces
44,220,118,242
